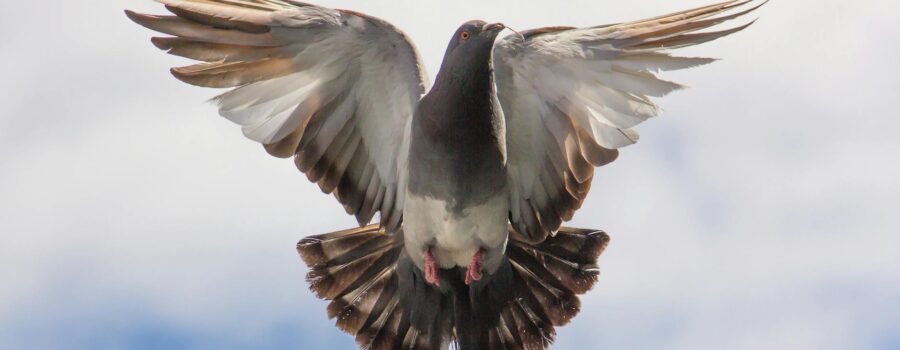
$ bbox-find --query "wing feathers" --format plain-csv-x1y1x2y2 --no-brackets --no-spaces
632,20,757,50
613,53,717,72
308,115,355,184
126,11,282,46
354,171,381,224
170,57,296,88
163,4,271,33
129,0,426,231
151,37,284,62
608,0,752,31
629,1,764,42
575,127,619,167
497,0,763,242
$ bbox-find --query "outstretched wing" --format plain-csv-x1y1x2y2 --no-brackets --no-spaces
494,0,764,242
127,0,429,231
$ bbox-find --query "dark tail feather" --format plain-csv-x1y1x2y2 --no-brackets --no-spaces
459,226,611,350
297,225,448,350
298,225,610,350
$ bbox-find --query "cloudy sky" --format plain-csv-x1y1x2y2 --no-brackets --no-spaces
2,0,899,349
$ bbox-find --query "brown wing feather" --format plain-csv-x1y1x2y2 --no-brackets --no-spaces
632,20,758,50
170,57,296,88
151,37,284,62
125,11,281,46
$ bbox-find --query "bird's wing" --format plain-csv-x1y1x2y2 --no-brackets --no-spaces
494,0,764,242
127,0,429,231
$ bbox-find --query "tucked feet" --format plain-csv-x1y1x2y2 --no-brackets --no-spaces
465,248,485,285
424,248,440,287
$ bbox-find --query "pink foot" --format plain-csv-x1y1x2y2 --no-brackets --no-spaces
465,248,485,285
424,249,440,287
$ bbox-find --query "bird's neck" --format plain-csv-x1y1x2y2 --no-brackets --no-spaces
415,55,505,170
432,55,494,96
427,53,497,128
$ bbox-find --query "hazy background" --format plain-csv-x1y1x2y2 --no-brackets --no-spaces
2,0,898,349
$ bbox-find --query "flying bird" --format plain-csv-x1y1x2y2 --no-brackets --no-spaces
126,0,763,348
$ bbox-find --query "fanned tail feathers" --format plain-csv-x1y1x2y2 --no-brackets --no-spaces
297,225,610,350
298,226,445,350
461,227,610,350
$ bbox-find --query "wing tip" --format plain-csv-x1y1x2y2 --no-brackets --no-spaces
124,9,157,28
169,67,193,85
150,36,173,50
123,9,140,23
704,0,766,33
719,18,759,38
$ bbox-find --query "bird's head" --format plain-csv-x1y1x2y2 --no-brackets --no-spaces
442,20,505,65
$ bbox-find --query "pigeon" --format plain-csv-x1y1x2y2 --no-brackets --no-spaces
126,0,763,349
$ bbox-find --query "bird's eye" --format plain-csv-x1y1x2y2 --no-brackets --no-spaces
460,31,470,40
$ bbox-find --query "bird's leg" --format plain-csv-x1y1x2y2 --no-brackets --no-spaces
424,248,440,287
465,248,485,285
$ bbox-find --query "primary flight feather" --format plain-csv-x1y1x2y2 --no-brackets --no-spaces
126,1,763,348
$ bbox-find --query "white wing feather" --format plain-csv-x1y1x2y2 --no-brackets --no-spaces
128,0,428,230
495,0,763,241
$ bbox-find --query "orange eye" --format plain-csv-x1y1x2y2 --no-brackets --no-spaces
460,31,470,40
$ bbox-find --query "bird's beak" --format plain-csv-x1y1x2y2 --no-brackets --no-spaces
483,23,506,33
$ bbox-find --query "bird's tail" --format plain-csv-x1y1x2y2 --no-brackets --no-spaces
452,227,611,349
297,226,430,349
297,225,610,350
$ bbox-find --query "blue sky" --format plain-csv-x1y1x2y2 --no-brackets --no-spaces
2,0,899,349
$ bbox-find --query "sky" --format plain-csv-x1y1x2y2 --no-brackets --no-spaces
1,0,899,349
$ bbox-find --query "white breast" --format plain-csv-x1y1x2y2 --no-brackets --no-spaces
403,194,509,268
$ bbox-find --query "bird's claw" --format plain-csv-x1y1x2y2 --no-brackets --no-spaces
425,248,440,287
465,248,485,285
